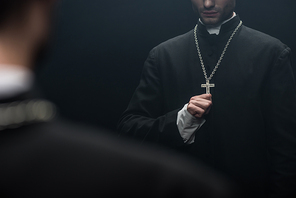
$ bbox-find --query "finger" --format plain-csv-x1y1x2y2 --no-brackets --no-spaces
187,104,205,118
199,94,212,100
191,94,212,101
189,99,212,111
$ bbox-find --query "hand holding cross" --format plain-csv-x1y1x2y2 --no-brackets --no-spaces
187,94,212,118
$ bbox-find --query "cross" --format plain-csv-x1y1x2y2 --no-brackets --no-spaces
201,80,215,94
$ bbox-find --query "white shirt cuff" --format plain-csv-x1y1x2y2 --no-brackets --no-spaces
177,104,206,144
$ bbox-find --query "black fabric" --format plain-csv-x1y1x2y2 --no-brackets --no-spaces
0,120,237,198
118,16,296,197
0,94,236,197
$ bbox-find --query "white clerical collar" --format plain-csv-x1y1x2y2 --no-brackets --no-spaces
199,12,237,35
0,65,34,99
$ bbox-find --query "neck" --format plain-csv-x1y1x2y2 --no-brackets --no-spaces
199,12,236,35
0,29,35,70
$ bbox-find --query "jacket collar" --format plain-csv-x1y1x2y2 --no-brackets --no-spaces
197,15,241,37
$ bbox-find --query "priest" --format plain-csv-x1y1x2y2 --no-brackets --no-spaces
118,0,296,197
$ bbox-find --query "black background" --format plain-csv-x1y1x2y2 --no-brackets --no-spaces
36,0,296,131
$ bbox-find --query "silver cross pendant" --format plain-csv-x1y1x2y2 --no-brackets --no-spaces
201,80,215,94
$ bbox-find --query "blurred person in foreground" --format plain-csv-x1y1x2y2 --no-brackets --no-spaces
118,0,296,197
0,0,236,197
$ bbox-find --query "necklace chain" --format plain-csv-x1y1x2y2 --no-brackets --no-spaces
0,99,56,131
194,21,242,82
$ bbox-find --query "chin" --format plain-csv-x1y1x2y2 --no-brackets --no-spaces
201,18,220,26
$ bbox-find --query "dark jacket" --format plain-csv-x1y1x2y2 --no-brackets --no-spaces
118,16,296,197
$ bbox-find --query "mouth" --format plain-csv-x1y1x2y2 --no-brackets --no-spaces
202,11,219,17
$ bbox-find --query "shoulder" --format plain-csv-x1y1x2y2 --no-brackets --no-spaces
0,119,236,197
158,30,194,49
240,25,290,55
148,30,194,58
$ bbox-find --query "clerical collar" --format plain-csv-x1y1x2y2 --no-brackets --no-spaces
0,65,34,100
199,12,237,35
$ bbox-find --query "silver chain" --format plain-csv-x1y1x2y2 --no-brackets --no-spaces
194,21,242,81
0,99,56,131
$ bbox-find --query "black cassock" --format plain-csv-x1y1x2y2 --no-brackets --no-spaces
118,16,296,197
0,90,235,197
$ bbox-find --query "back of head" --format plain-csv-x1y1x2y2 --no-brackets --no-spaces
0,0,31,28
0,0,55,68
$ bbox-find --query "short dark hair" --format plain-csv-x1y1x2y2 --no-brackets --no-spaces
0,0,34,28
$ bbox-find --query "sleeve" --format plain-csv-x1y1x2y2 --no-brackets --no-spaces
263,46,296,197
117,48,185,149
177,104,206,144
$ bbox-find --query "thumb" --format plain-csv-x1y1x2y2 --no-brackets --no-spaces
200,94,212,100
